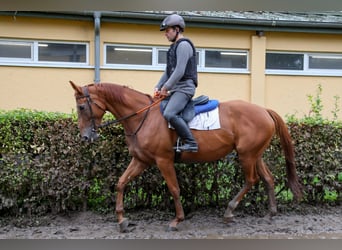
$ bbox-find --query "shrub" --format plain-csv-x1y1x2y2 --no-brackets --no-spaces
0,85,340,216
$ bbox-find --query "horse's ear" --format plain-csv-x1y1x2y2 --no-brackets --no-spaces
69,80,83,95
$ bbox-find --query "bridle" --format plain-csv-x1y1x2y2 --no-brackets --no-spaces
76,86,103,135
77,86,165,136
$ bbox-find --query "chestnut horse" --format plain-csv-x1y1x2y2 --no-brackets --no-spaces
70,81,302,232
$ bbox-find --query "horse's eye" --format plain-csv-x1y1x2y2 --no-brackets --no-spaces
78,105,85,111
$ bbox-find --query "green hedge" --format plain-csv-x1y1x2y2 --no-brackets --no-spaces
0,109,341,217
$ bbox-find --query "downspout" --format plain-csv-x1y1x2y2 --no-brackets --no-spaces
94,11,101,83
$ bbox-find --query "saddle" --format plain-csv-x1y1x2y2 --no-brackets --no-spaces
160,95,219,122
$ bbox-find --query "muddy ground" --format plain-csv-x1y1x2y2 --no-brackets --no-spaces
0,204,341,239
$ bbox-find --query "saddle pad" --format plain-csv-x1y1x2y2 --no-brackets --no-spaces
188,107,220,130
169,107,220,131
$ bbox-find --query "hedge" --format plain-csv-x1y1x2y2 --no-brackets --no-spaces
0,109,341,217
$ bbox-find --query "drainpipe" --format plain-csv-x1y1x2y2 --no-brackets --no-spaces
94,11,101,83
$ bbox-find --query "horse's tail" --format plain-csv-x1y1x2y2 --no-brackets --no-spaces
266,109,303,201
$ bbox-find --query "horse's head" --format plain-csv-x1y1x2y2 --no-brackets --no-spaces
69,81,106,142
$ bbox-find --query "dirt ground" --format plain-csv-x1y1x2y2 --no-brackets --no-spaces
0,204,341,239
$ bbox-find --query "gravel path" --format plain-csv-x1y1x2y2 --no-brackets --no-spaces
0,205,341,239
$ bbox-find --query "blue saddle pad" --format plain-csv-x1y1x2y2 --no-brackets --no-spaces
194,99,219,115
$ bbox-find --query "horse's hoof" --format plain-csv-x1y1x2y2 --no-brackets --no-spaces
223,216,235,224
166,225,178,232
119,218,130,233
264,213,275,223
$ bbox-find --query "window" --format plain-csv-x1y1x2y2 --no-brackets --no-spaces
106,45,152,65
308,54,342,70
105,44,249,73
38,42,87,63
0,39,89,67
266,52,303,70
0,41,32,61
157,49,167,65
156,48,200,66
205,50,247,69
266,51,342,76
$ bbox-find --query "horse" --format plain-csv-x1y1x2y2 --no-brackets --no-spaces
69,80,302,232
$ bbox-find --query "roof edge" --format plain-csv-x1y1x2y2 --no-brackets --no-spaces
1,11,342,34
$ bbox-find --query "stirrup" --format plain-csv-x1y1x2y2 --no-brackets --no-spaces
174,137,182,153
173,138,198,152
179,144,198,152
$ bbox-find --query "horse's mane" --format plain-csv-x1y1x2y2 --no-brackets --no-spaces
95,83,144,104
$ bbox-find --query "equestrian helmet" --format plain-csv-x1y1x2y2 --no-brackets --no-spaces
160,14,185,31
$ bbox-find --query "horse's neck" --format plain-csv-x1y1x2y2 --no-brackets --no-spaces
103,85,150,128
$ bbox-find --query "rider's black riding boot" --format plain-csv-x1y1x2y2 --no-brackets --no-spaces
169,116,198,152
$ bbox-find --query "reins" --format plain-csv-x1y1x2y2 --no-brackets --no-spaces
98,95,166,130
78,85,166,136
98,95,165,129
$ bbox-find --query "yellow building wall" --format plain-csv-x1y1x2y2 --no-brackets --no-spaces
101,22,252,49
0,15,341,120
265,76,342,119
0,67,94,112
266,32,342,52
0,16,93,41
265,32,342,119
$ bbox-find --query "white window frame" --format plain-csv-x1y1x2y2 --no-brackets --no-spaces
266,51,342,76
104,44,158,70
104,43,249,74
155,47,168,67
306,53,342,75
0,40,34,62
0,39,90,68
199,49,249,73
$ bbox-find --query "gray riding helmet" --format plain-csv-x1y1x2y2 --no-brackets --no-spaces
160,14,185,31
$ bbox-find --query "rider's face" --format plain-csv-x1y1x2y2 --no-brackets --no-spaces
164,27,177,42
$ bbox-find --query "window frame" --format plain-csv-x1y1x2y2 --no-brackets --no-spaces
266,51,342,76
307,53,342,71
0,39,90,68
0,40,34,62
104,44,155,70
200,49,249,73
104,43,250,74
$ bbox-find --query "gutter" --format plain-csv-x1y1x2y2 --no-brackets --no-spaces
184,14,342,34
95,11,342,34
1,11,342,34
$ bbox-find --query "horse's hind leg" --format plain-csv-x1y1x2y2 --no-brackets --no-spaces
256,158,277,217
224,156,259,222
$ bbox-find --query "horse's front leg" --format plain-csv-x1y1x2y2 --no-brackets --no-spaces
116,158,148,233
157,159,185,231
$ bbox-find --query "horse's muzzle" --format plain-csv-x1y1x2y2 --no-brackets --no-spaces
81,129,99,142
81,134,99,142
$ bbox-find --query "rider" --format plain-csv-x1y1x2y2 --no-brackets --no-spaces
155,13,198,152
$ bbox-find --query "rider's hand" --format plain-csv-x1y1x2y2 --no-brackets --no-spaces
153,88,161,98
160,87,169,97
